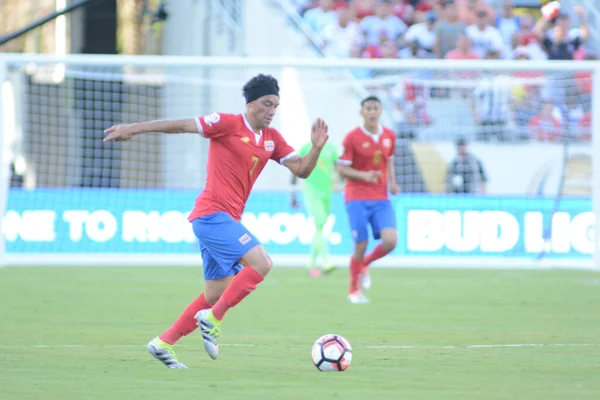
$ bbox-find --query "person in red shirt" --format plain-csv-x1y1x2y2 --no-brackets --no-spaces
528,99,563,142
336,95,400,304
103,74,329,367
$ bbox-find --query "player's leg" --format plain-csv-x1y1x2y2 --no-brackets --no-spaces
364,200,398,267
345,201,370,304
191,212,269,359
147,245,233,368
305,191,332,276
320,194,335,274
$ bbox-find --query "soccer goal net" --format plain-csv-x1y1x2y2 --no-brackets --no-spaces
1,54,599,269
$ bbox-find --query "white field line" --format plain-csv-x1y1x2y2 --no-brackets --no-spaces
365,343,596,349
0,343,595,350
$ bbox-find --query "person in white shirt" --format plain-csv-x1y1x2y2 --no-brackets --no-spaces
495,0,520,46
321,6,364,57
466,9,504,58
471,50,511,141
303,0,338,34
402,11,438,54
360,0,407,46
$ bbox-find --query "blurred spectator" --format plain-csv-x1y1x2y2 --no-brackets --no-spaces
399,39,433,58
433,0,466,58
456,0,495,26
391,0,415,25
470,50,510,141
512,85,541,140
380,37,401,58
360,0,407,46
413,0,443,23
303,0,338,33
534,6,589,60
495,0,519,46
578,112,591,142
529,99,563,142
444,136,487,194
555,85,587,137
466,10,504,58
403,11,438,53
445,33,479,59
351,0,376,19
321,6,363,57
574,50,596,99
510,15,547,60
390,78,432,139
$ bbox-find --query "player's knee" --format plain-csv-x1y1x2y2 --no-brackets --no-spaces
241,246,273,277
252,254,273,277
382,231,398,251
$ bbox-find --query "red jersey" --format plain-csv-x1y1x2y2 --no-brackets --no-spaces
188,113,296,222
338,126,396,201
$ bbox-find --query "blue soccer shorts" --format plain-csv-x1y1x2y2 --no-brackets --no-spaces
191,212,260,281
344,200,397,243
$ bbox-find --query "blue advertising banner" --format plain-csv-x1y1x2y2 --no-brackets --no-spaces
3,189,593,259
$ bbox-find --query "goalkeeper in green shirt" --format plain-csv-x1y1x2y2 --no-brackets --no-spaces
290,140,340,277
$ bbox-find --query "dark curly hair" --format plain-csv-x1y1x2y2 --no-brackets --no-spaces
242,74,280,99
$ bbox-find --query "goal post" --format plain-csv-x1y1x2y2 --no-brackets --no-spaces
1,53,599,269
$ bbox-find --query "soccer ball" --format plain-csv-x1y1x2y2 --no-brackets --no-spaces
311,334,352,372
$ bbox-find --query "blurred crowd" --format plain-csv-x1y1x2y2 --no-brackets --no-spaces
289,0,595,143
293,0,593,62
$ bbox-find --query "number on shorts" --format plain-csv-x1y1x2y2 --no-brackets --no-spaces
250,156,260,176
373,150,382,165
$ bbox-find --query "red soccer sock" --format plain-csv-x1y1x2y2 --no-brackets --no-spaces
364,244,391,267
159,293,212,345
349,257,362,294
211,266,264,321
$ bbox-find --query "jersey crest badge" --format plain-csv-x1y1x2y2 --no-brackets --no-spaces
203,112,220,126
362,142,370,148
383,138,391,147
264,140,275,151
240,136,250,143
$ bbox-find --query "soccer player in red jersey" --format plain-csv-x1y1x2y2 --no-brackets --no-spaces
336,95,400,304
103,74,329,368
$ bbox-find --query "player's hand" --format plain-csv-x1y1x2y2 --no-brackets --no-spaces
310,119,329,150
390,182,401,195
103,124,137,142
573,5,585,17
363,170,382,183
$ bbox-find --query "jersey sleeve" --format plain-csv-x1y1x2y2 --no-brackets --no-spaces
337,134,354,166
195,112,235,139
270,130,297,164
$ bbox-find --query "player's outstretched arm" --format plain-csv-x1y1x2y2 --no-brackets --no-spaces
283,119,329,179
103,119,199,142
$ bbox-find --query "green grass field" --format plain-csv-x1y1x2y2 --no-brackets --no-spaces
1,266,600,399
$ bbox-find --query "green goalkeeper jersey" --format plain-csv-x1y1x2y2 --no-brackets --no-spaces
299,141,338,195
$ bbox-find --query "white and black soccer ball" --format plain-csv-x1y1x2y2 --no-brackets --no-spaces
311,334,352,372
